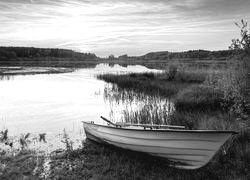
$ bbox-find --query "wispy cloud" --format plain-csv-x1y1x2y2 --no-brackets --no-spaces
0,0,250,56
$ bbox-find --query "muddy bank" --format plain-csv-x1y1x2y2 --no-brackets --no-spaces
0,66,74,76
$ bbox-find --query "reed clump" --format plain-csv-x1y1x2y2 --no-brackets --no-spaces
174,84,223,111
100,59,248,116
98,66,224,112
165,65,208,83
98,72,194,98
168,110,239,130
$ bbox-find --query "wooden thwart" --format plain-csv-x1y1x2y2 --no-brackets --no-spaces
100,116,185,129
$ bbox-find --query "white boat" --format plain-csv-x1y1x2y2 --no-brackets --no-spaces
82,119,237,170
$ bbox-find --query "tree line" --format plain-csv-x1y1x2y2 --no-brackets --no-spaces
0,47,240,61
139,50,237,60
0,47,97,60
110,50,237,61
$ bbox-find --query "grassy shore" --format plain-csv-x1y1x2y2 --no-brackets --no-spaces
96,62,250,179
97,69,225,112
1,136,249,180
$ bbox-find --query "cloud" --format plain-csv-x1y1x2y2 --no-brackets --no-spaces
0,0,250,56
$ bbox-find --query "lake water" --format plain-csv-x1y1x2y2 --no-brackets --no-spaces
0,64,168,151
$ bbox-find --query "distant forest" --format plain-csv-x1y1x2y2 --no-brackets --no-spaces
140,50,235,60
118,50,236,61
0,46,236,61
0,47,97,60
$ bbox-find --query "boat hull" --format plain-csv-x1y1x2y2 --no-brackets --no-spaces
83,122,236,169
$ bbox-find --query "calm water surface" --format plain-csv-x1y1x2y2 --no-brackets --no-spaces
0,64,164,151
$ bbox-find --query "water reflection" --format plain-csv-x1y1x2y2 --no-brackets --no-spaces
103,84,175,125
0,63,162,151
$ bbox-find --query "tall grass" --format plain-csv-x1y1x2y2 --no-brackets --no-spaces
169,110,239,130
103,84,174,125
99,65,229,112
175,84,223,111
98,72,194,98
102,84,243,130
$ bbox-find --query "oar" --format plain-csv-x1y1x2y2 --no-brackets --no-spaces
100,116,130,127
127,123,185,129
100,116,185,129
100,116,117,126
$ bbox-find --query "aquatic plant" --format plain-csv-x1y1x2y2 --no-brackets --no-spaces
229,19,250,54
175,84,223,111
0,129,8,142
39,133,46,143
61,129,73,153
103,84,174,125
19,133,30,149
98,72,192,97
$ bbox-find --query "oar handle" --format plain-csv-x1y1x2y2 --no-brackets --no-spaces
100,116,116,126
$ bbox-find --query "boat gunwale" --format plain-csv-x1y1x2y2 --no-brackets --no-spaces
82,121,238,134
95,129,223,142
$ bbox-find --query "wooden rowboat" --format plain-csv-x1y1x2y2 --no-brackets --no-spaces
82,118,237,169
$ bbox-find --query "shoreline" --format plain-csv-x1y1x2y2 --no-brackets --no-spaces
0,66,75,76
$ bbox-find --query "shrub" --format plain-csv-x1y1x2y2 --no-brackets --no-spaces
204,59,248,118
203,20,249,120
229,19,250,55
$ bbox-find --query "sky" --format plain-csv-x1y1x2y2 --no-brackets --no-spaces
0,0,250,56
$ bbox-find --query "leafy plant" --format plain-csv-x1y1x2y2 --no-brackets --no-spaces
0,129,8,142
229,19,250,54
61,129,73,153
19,133,30,148
203,20,250,121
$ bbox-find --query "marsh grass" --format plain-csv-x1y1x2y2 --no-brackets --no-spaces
98,73,193,97
166,65,208,83
122,99,173,125
175,85,223,111
99,61,247,129
98,69,225,112
99,58,249,116
168,110,240,130
103,84,242,130
103,84,174,125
